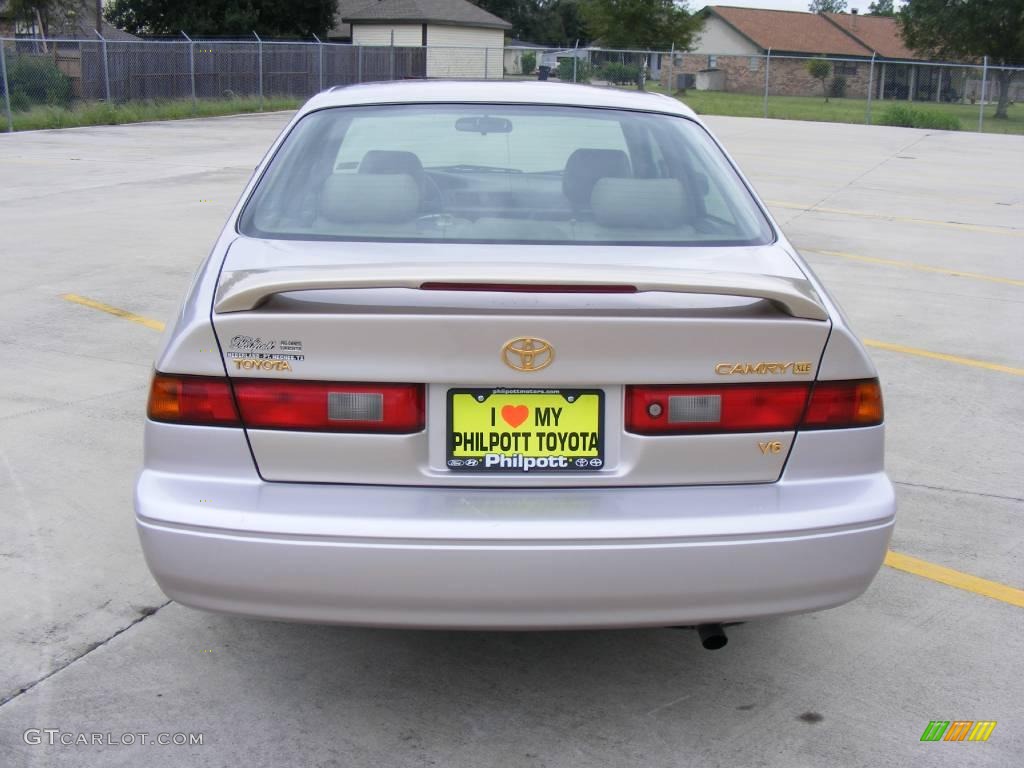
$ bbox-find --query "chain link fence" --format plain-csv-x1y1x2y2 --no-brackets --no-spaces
661,51,1022,133
2,35,1021,134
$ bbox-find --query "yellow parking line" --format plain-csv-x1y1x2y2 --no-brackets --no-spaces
62,293,166,332
864,339,1024,376
768,200,1024,237
885,551,1024,608
804,248,1024,288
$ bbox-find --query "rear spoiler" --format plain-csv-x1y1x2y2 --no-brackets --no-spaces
214,264,828,321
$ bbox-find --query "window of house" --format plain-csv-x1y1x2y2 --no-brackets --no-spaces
836,62,858,76
708,55,718,69
748,57,760,72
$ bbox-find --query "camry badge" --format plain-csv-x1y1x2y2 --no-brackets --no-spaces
502,337,554,372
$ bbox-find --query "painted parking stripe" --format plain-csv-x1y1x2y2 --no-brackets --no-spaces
803,248,1024,288
62,293,166,331
885,551,1024,609
60,294,1024,608
864,339,1024,376
768,200,1024,237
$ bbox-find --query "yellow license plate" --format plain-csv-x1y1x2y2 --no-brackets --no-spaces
447,388,604,472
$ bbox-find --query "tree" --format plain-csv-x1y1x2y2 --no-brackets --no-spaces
7,0,79,39
578,0,702,51
472,0,588,46
867,0,896,15
899,0,1023,119
806,57,832,101
105,0,336,38
808,0,847,12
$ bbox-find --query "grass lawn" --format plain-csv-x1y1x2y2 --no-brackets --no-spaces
619,84,1023,135
8,96,303,132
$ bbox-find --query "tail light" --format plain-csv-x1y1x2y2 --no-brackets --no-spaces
802,378,883,430
232,380,424,432
626,378,882,435
148,374,424,432
148,374,241,426
626,383,809,434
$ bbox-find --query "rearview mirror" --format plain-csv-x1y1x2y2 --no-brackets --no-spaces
455,116,513,135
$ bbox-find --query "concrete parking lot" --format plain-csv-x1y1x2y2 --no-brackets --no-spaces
0,109,1021,767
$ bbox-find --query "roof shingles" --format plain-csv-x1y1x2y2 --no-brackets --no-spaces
711,6,871,57
344,0,511,30
823,12,916,59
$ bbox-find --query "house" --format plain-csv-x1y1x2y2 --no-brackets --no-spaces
330,0,511,79
504,38,546,77
664,6,990,102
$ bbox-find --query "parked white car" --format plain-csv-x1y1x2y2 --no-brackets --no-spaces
136,81,894,649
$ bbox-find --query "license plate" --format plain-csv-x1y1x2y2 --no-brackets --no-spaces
447,388,604,472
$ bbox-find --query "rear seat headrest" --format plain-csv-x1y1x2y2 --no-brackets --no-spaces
319,173,420,224
591,178,688,229
563,149,631,211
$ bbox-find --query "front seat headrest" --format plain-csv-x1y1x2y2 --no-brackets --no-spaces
562,149,631,211
359,150,425,176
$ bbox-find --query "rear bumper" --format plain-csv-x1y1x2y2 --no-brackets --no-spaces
138,515,893,629
135,422,895,628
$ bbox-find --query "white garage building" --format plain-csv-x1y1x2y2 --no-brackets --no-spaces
336,0,512,79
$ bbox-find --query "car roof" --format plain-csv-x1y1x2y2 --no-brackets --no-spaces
300,80,699,119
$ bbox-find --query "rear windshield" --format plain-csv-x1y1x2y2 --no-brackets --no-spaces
238,104,774,246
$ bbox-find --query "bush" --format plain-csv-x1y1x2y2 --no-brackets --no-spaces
520,51,536,76
597,62,641,85
829,75,847,99
877,105,961,131
881,105,962,131
557,57,591,83
806,57,831,101
7,55,73,111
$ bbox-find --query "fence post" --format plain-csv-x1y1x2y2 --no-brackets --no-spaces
763,48,771,118
978,55,988,133
182,31,196,111
865,52,876,125
1,39,12,133
95,30,111,102
357,45,363,83
390,31,395,80
666,43,673,93
313,34,324,92
253,31,263,110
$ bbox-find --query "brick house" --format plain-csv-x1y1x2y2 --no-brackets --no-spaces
661,6,951,101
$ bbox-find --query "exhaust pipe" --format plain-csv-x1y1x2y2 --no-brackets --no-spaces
697,623,728,650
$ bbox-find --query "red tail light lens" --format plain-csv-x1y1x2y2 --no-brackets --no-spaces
625,378,883,434
147,373,240,426
626,383,810,435
802,379,883,429
232,380,424,433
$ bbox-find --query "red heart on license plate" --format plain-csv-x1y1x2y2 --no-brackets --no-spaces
501,404,529,428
